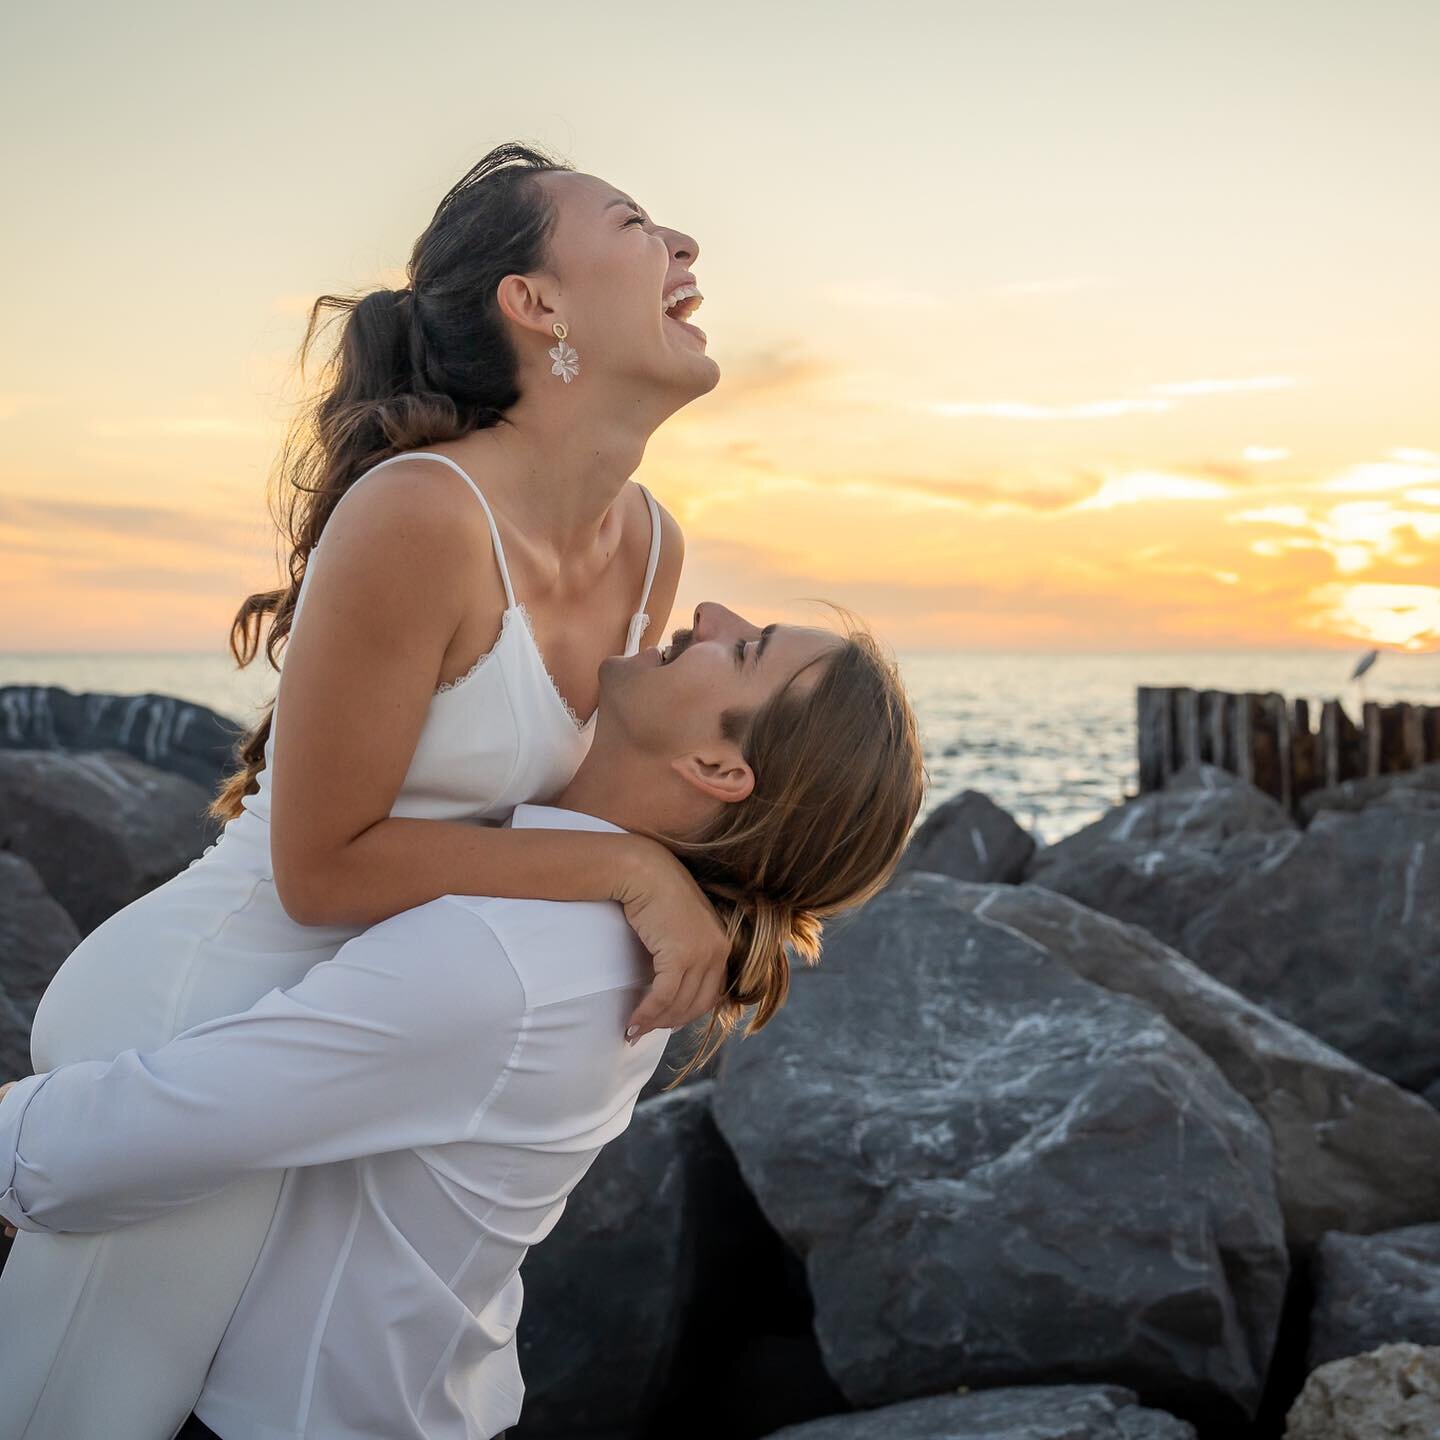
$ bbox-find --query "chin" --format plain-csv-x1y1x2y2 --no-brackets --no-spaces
671,353,721,408
694,353,721,391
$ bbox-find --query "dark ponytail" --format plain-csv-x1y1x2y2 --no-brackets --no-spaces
210,142,574,821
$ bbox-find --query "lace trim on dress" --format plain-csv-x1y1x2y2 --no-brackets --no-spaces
431,607,523,696
513,602,592,732
431,601,637,735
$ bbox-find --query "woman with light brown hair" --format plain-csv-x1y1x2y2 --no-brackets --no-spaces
0,140,737,1439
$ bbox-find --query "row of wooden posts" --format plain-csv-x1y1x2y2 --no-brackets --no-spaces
1137,686,1440,814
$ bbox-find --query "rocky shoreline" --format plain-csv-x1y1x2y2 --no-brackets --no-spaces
2,685,1438,1439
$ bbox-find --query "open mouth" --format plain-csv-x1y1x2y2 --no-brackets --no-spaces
665,312,707,342
662,285,707,343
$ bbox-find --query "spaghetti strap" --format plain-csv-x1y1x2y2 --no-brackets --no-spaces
349,451,517,609
623,484,664,656
403,452,517,609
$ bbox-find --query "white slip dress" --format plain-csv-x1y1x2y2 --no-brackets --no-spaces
0,451,664,1440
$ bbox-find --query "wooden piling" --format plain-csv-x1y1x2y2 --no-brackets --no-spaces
1136,686,1438,816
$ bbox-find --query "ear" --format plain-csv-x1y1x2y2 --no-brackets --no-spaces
670,746,755,806
494,273,555,337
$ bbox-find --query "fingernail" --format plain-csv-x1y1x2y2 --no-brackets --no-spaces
625,1026,639,1043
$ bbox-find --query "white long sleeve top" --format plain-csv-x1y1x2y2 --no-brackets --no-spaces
0,804,671,1440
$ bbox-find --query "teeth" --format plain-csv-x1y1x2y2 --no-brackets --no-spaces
662,283,703,315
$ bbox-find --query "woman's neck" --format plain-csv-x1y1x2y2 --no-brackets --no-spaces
456,386,665,557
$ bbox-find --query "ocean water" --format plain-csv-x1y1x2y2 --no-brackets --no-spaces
2,649,1436,847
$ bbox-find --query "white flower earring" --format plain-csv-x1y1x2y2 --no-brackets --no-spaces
548,322,579,383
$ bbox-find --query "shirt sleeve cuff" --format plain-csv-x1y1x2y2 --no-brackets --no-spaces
0,1071,58,1233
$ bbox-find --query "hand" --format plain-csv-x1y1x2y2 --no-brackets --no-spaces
1,1081,15,1237
614,841,729,1043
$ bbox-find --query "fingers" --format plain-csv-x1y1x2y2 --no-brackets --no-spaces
661,968,709,1035
675,968,725,1031
2,1225,15,1239
626,956,727,1042
625,970,682,1044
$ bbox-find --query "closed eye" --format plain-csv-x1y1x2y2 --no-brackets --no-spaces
624,214,645,226
733,637,747,666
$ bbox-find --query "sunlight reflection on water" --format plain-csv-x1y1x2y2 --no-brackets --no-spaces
2,649,1436,847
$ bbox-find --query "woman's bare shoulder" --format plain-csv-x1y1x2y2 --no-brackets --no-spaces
321,454,491,545
629,482,684,558
310,454,502,589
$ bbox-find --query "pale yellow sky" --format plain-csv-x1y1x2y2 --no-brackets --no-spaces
2,0,1437,652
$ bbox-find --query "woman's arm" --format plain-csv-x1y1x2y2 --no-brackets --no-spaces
264,469,721,1037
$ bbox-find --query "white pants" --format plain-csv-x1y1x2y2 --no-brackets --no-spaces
0,837,362,1440
0,1175,282,1439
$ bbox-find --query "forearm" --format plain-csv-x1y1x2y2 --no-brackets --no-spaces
282,817,654,928
0,910,523,1233
0,1059,237,1233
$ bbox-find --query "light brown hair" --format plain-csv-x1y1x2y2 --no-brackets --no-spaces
209,141,574,822
657,608,928,1089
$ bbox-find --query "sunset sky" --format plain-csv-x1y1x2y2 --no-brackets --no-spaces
2,0,1437,654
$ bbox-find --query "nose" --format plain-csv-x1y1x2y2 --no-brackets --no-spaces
692,602,761,644
665,225,699,265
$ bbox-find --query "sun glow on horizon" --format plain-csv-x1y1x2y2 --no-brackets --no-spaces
0,2,1435,658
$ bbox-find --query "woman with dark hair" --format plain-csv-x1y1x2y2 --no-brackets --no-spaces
2,603,928,1440
0,142,730,1440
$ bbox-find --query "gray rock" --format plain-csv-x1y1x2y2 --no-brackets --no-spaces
1026,763,1296,878
1284,1341,1440,1439
1308,1224,1440,1369
1025,778,1440,1094
760,1383,1196,1438
638,1018,722,1101
941,881,1440,1246
0,749,220,935
1298,760,1440,826
894,788,1035,885
513,1082,775,1438
712,873,1289,1426
0,851,80,1076
0,685,243,792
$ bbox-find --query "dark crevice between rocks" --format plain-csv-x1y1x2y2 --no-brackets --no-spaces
641,1134,847,1440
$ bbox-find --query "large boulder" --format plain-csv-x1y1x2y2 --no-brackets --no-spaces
759,1383,1196,1439
1027,763,1296,871
1026,771,1440,1094
1298,760,1440,826
1308,1224,1440,1369
638,1018,721,1101
0,749,220,935
1284,1341,1440,1438
0,685,243,791
940,880,1440,1246
713,873,1289,1430
0,851,80,1077
893,789,1035,885
513,1083,838,1440
513,1086,720,1436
